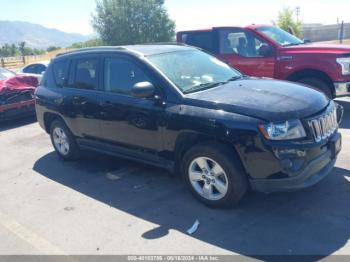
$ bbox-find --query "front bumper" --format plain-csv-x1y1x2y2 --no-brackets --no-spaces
250,133,342,193
334,81,350,97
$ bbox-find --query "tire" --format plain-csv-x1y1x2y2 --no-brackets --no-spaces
298,77,333,99
50,119,80,161
181,142,248,208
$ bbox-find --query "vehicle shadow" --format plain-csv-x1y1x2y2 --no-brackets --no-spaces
0,116,37,132
33,151,350,257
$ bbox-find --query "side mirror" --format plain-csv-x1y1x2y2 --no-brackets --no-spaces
131,81,155,98
303,39,311,44
259,44,274,57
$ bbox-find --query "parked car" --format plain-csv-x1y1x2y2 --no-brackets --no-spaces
177,25,350,98
35,45,343,208
0,67,38,121
18,61,50,82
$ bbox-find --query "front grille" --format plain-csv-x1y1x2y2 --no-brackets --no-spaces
308,103,338,142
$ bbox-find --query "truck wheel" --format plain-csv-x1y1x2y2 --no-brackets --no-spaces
298,78,333,98
50,119,80,161
181,142,248,208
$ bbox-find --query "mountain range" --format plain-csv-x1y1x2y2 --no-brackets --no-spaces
0,21,92,49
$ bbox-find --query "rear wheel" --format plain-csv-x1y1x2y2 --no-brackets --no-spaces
50,119,80,160
181,142,248,208
298,77,333,99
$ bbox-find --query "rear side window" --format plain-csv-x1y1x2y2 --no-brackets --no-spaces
52,60,69,87
35,64,47,74
103,58,150,95
219,29,271,57
71,58,99,90
23,65,35,73
24,64,46,74
181,32,213,52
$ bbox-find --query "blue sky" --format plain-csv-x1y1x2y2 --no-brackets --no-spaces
1,0,349,35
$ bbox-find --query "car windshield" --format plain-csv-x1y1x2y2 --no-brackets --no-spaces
257,26,304,46
0,68,16,81
147,50,242,94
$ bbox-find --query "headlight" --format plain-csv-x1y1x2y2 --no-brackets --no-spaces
336,57,350,75
259,119,306,140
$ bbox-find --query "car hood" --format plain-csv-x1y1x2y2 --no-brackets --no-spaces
0,75,38,95
185,78,329,122
282,43,350,55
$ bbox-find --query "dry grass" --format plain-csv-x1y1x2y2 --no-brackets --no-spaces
24,48,75,64
317,39,350,45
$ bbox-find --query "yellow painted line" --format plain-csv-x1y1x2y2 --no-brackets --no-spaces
0,211,65,255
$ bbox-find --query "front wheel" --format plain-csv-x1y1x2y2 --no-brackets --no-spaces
298,77,333,99
50,119,80,161
182,143,248,208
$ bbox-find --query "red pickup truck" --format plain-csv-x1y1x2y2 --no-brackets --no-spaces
177,25,350,98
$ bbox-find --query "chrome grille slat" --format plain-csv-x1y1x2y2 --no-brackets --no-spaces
307,104,338,142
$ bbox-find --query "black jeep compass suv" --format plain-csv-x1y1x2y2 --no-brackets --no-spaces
35,45,343,208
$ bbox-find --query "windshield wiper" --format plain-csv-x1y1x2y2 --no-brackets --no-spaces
183,76,243,94
183,82,225,94
225,76,243,82
282,42,304,47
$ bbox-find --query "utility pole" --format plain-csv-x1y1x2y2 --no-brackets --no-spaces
296,6,301,22
339,20,344,44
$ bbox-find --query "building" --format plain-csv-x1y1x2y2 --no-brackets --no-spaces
302,23,350,42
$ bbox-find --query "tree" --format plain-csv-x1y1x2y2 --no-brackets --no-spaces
10,44,19,56
1,43,20,57
276,7,302,38
18,41,26,56
32,48,45,55
0,44,12,57
92,0,176,45
47,46,61,52
70,38,104,48
0,43,45,58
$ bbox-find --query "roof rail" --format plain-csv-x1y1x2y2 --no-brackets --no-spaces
141,42,188,46
56,46,127,57
56,42,190,57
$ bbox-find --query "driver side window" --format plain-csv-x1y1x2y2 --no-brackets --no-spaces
219,29,273,57
103,57,151,95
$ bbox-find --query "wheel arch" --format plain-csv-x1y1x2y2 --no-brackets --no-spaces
43,112,64,134
287,68,335,96
174,132,245,173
